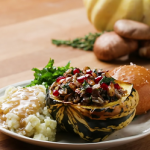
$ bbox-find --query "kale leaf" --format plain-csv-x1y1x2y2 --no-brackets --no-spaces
26,58,71,88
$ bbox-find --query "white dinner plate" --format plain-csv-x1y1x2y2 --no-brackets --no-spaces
0,80,150,150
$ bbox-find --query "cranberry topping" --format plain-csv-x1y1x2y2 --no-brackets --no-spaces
114,83,121,89
73,68,80,74
86,87,92,93
86,69,92,74
56,76,65,83
101,83,108,90
77,76,87,83
95,76,103,84
53,90,59,96
50,67,127,106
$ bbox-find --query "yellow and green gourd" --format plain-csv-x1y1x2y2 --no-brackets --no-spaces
46,81,139,142
83,0,150,31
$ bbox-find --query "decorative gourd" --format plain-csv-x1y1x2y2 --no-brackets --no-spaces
46,80,139,142
83,0,150,31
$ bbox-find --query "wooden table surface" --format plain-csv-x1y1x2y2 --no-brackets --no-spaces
0,0,150,150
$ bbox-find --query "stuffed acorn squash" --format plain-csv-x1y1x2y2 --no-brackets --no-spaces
46,67,139,142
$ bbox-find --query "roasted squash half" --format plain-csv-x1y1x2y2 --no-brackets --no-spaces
46,80,139,142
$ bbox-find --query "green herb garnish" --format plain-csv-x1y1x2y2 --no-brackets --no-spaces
62,84,70,89
100,76,115,85
26,58,71,89
82,80,90,90
52,32,103,51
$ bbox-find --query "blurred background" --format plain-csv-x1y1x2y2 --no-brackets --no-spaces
0,0,95,88
0,0,150,89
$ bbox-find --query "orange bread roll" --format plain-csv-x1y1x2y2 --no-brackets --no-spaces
109,64,150,115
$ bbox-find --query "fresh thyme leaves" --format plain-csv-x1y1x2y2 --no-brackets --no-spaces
52,32,103,51
100,76,115,85
26,58,71,89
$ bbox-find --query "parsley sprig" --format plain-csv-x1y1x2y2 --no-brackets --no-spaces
26,58,71,89
100,76,115,85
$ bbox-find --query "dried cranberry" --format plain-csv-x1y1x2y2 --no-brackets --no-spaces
114,83,121,89
53,90,59,96
86,69,92,74
95,76,103,84
56,76,65,83
77,76,87,83
73,68,80,74
86,87,92,93
101,83,108,90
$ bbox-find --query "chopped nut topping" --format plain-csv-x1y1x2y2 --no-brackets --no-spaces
50,67,127,106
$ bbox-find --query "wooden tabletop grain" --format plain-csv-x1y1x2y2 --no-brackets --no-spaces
0,0,150,150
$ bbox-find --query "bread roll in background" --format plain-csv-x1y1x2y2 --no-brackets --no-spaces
109,64,150,115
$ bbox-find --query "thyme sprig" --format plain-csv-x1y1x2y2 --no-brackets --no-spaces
52,32,103,51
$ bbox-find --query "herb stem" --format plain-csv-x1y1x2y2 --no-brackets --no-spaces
52,32,103,51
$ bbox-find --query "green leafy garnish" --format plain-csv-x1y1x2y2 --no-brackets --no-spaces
82,80,90,90
100,76,115,85
26,58,71,89
52,32,103,51
62,84,70,89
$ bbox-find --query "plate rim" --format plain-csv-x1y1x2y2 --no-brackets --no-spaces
0,80,150,149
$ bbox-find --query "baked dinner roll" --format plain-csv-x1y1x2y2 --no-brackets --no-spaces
109,64,150,115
